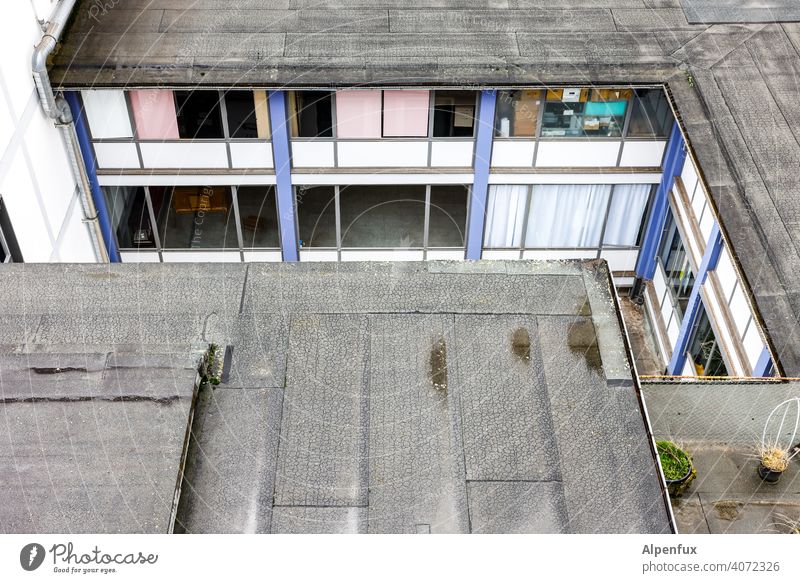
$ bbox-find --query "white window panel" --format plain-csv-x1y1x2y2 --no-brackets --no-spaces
481,249,521,260
691,185,707,222
699,206,715,244
600,249,639,272
728,285,752,339
81,90,133,138
490,141,536,167
644,293,670,366
93,143,140,169
430,141,474,167
100,174,276,186
0,151,52,261
619,140,666,167
667,312,680,350
743,321,765,373
702,284,745,376
340,249,424,262
292,173,473,185
162,251,241,262
290,141,335,167
336,141,428,167
535,141,621,168
681,157,699,200
426,249,464,260
488,172,662,184
653,265,668,308
299,250,338,262
714,246,737,301
244,250,283,262
120,251,161,263
230,142,273,169
682,358,695,377
139,143,228,169
521,250,598,261
661,296,677,336
613,276,635,287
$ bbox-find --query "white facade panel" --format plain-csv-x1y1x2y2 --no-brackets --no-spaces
430,141,474,167
490,141,536,167
0,151,53,261
162,251,241,262
702,285,745,376
619,140,666,167
482,249,521,260
0,7,41,117
139,143,229,169
488,172,662,185
291,141,335,167
653,265,668,307
93,142,140,169
699,208,715,244
535,141,621,168
336,141,428,168
521,250,598,261
340,249,424,262
57,198,96,262
743,323,765,373
230,142,274,169
691,187,707,222
667,313,680,350
729,286,752,339
120,251,161,263
426,249,464,260
244,250,283,262
81,90,133,139
600,249,639,272
299,250,338,262
291,173,473,185
99,174,276,186
714,247,737,301
681,157,699,200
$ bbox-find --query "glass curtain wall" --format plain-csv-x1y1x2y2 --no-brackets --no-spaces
657,211,695,317
686,305,728,377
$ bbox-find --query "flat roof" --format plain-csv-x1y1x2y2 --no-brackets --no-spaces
48,2,800,376
0,261,671,533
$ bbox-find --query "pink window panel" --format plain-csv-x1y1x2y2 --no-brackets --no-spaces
129,90,179,139
335,90,382,138
382,90,430,137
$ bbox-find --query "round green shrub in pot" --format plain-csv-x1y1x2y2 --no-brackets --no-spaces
656,441,696,497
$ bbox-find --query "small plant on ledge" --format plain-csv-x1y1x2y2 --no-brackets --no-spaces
656,440,696,497
758,397,799,484
199,343,223,386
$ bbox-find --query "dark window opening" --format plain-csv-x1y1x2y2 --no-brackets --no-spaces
238,186,280,248
297,186,337,248
174,91,224,139
225,90,269,139
433,91,476,137
104,186,156,249
150,185,237,249
428,186,469,248
340,185,426,248
0,196,22,262
687,305,728,377
290,91,333,138
627,88,672,138
657,211,694,318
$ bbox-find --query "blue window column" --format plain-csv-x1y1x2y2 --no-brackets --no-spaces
753,346,774,378
465,90,497,260
268,91,299,262
634,122,686,282
668,223,723,375
64,91,119,262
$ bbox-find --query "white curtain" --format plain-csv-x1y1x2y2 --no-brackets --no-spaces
525,184,611,247
602,184,651,246
484,185,528,247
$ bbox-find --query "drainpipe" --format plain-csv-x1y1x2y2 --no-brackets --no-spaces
31,0,110,262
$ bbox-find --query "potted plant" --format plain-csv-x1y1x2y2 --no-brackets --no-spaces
758,397,800,484
656,440,695,497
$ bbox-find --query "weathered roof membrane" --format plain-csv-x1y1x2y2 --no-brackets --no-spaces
0,261,671,533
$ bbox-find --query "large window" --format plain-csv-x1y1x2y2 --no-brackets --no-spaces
428,186,469,247
687,305,728,377
541,88,630,138
495,90,542,137
104,186,156,249
658,211,695,317
432,91,476,137
150,185,238,249
340,185,426,248
483,183,652,249
627,88,672,138
297,186,337,248
225,90,270,139
237,186,279,248
174,91,224,139
289,91,333,138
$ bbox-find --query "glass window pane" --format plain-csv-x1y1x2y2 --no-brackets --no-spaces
297,186,337,248
658,211,694,317
428,185,468,248
225,90,269,139
335,90,382,138
150,185,238,249
174,91,224,139
129,90,180,140
484,185,527,248
687,306,728,377
237,186,279,248
289,91,333,138
104,186,156,248
340,185,426,248
627,88,672,138
602,184,652,247
432,91,476,137
383,90,429,137
541,88,627,138
495,90,542,137
525,184,611,247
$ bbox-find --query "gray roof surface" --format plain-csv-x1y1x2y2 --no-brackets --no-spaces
49,1,800,376
0,261,671,533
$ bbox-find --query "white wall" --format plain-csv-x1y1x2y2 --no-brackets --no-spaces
0,1,95,262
